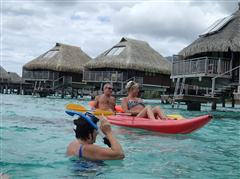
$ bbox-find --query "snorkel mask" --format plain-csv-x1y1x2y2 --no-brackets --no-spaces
65,110,111,147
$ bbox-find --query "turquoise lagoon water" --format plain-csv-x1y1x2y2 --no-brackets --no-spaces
1,94,240,179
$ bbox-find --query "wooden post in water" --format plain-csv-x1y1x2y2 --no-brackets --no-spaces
71,87,74,99
231,93,235,108
61,87,64,99
5,85,8,94
10,86,12,94
19,84,23,95
221,95,225,107
0,85,3,93
22,88,25,95
187,102,201,111
211,102,217,110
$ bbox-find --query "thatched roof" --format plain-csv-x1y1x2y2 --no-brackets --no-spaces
179,4,240,58
0,65,10,81
85,37,171,74
23,43,91,74
8,72,24,83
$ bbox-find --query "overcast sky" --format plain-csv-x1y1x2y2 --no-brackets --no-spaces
1,0,238,75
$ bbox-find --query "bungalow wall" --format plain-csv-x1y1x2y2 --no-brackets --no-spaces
232,52,240,82
23,69,82,81
22,69,83,90
87,68,171,86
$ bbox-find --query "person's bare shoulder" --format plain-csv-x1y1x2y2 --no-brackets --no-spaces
95,95,101,101
67,141,76,156
110,96,116,100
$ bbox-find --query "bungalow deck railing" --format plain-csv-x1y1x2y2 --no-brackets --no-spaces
83,71,144,95
83,71,124,83
116,76,144,94
122,76,144,85
171,56,231,78
22,70,59,81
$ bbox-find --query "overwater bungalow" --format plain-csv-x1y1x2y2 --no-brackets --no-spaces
171,4,240,110
22,43,92,97
0,65,10,82
84,37,171,97
0,65,31,94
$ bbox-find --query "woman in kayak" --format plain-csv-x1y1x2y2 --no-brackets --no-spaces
121,81,168,120
67,112,124,160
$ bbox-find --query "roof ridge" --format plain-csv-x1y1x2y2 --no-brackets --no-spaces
120,37,148,45
55,42,82,49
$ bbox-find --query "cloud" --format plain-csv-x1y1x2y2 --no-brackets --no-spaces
189,0,238,14
112,1,229,40
1,0,238,75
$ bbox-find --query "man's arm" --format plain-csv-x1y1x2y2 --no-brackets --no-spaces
111,96,116,110
92,96,99,110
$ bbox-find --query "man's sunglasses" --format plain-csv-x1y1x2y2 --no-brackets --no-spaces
106,87,113,90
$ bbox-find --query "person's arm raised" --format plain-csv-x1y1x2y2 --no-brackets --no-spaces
83,118,124,160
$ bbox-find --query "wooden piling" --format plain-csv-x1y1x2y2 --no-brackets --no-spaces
231,93,235,108
221,95,225,107
212,102,217,110
187,102,201,111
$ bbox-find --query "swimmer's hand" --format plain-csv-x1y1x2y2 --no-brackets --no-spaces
103,137,111,147
100,116,112,136
100,115,112,147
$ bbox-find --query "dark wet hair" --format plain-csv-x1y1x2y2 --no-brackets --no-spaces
73,115,99,141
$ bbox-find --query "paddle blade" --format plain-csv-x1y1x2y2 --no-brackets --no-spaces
92,109,114,116
66,103,114,116
167,114,184,120
66,104,87,112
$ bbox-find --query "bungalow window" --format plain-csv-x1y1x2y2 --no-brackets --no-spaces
43,50,59,59
106,46,125,56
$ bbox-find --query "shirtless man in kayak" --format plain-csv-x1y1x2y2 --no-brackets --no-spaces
92,83,116,112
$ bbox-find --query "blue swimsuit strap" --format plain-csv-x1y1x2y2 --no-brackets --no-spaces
79,145,83,158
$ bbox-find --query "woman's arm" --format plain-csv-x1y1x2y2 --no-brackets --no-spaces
83,118,124,160
121,97,129,112
84,135,124,160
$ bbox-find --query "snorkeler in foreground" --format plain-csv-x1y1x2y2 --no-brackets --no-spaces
67,112,124,161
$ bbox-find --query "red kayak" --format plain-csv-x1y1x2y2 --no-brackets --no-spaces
107,115,212,134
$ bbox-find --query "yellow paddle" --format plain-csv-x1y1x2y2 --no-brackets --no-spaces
167,114,184,120
65,103,114,116
66,103,184,119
